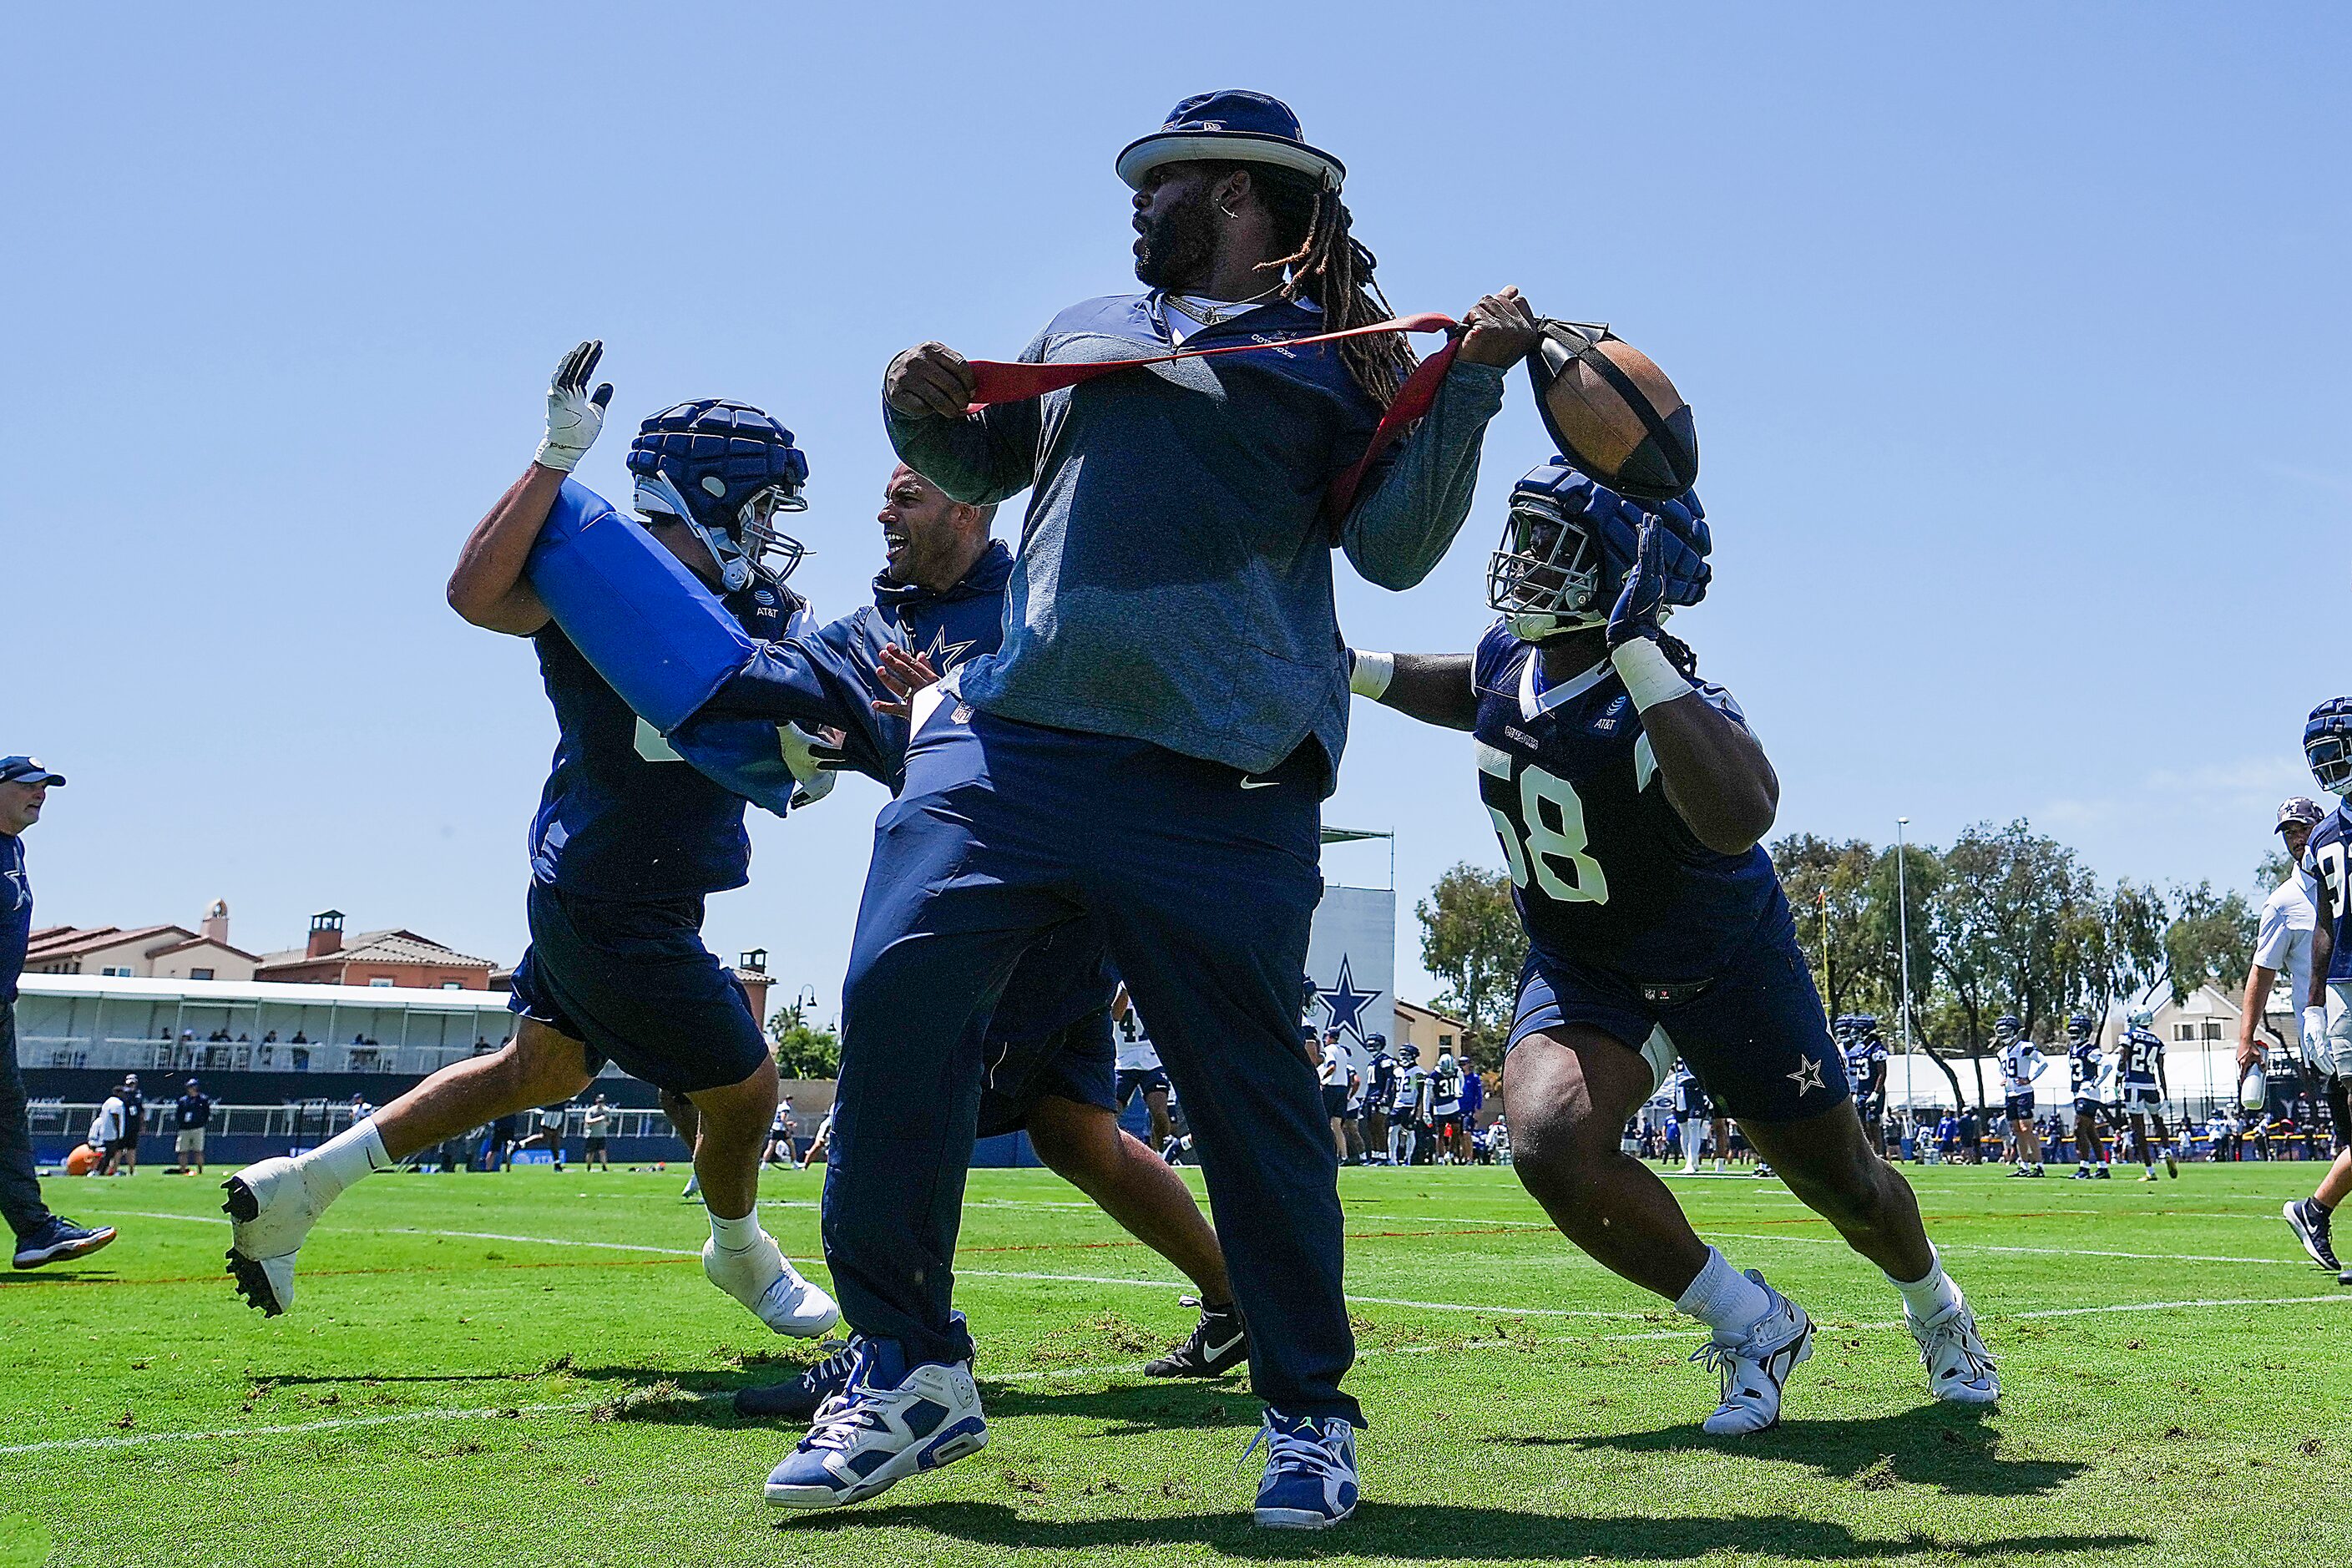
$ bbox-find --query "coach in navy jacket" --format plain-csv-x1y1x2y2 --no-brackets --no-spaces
779,90,1536,1521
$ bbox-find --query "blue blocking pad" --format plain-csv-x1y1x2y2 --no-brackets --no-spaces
526,479,756,733
527,480,797,817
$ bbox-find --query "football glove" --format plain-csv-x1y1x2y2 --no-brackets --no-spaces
1605,515,1671,649
780,723,840,808
536,339,615,473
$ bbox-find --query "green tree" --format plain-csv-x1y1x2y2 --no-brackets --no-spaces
767,1001,841,1080
1771,832,1883,1019
2161,882,2257,1004
1857,838,1968,1107
1416,862,1525,1064
2056,878,2167,1029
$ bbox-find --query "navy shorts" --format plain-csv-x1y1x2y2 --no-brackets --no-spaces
1116,1066,1171,1105
509,881,768,1095
977,1006,1116,1139
1505,907,1849,1125
2119,1080,2162,1114
2005,1092,2036,1121
2073,1097,2106,1121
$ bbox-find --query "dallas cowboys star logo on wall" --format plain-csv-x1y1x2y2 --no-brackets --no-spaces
1787,1058,1827,1097
1316,956,1381,1043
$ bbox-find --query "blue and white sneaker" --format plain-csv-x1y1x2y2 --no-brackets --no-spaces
735,1338,858,1421
1692,1272,1813,1435
764,1340,989,1510
1247,1411,1359,1530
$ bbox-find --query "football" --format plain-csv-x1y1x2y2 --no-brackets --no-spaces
64,1144,101,1176
1527,320,1700,503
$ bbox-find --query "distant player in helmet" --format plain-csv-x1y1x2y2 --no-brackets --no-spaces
1992,1015,2047,1177
2113,1004,2177,1180
1350,458,1998,1434
2290,706,2352,1281
2063,1012,2116,1178
1840,1015,1890,1157
221,343,837,1342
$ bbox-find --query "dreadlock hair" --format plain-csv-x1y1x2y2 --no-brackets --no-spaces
1218,162,1418,408
1657,631,1700,679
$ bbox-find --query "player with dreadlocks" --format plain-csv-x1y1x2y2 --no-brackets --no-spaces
764,92,1535,1530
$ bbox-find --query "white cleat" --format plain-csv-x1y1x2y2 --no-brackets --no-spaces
1909,1299,2000,1404
1692,1272,1813,1435
704,1231,840,1338
221,1156,331,1316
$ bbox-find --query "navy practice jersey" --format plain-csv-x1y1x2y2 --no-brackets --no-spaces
528,580,797,899
2117,1028,2165,1085
2069,1039,2108,1101
1471,622,1781,981
1844,1032,1889,1096
1,832,30,1006
689,543,1014,794
1367,1052,1400,1110
2305,803,2352,984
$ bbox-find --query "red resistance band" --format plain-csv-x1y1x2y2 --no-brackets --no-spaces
961,311,1462,535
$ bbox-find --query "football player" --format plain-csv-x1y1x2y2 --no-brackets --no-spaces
1394,1044,1429,1166
1363,1035,1399,1164
222,345,835,1337
1111,986,1176,1153
2291,708,2352,1282
1349,459,1997,1433
2114,1005,2178,1180
1841,1015,1891,1157
1993,1016,2047,1177
599,460,1254,1410
1429,1048,1466,1164
1674,1061,1727,1176
2063,1014,2116,1178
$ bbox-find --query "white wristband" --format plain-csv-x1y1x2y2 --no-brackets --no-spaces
1349,650,1395,701
1610,637,1695,712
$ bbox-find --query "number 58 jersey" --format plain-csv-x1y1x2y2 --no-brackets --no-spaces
1472,621,1782,984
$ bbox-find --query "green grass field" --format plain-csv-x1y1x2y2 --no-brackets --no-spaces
4,1158,2348,1567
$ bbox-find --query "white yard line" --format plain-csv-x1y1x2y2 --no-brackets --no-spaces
1707,1230,2301,1267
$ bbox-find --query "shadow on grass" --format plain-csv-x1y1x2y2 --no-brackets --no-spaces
1534,1404,2077,1497
975,1378,1253,1435
777,1500,2143,1560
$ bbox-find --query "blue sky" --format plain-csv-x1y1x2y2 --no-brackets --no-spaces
5,3,2343,1014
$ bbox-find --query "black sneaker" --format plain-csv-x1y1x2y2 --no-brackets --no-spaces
13,1216,118,1270
734,1338,858,1421
2284,1201,2341,1272
1146,1297,1248,1378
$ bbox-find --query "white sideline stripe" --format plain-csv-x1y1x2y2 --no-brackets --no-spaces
1708,1230,2300,1267
0,1399,602,1457
2010,1293,2352,1321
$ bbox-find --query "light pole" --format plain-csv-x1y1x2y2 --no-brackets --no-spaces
1894,817,1914,1059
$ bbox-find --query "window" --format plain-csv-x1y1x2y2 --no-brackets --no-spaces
368,978,394,988
2202,1021,2224,1040
190,968,214,981
442,980,463,990
1439,1034,1454,1051
100,966,133,978
2175,1024,2196,1042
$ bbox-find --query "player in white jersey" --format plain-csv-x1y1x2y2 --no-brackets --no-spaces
1992,1017,2047,1177
1111,986,1176,1154
2062,1014,2115,1178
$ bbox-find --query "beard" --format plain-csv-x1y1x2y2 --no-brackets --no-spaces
1132,183,1219,291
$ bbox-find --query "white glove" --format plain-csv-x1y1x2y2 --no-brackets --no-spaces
535,339,615,473
780,723,839,807
2307,1005,2331,1055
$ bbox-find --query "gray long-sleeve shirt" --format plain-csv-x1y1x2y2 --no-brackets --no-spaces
885,292,1505,781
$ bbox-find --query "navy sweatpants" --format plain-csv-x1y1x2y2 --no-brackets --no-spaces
822,703,1358,1424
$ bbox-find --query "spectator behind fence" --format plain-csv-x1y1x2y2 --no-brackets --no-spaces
173,1078,215,1176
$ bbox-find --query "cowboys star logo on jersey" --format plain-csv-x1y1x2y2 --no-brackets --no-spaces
922,626,979,674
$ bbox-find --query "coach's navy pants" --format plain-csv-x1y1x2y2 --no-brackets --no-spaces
822,705,1359,1424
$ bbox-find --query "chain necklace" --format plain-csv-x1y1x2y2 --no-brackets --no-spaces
1161,284,1287,329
